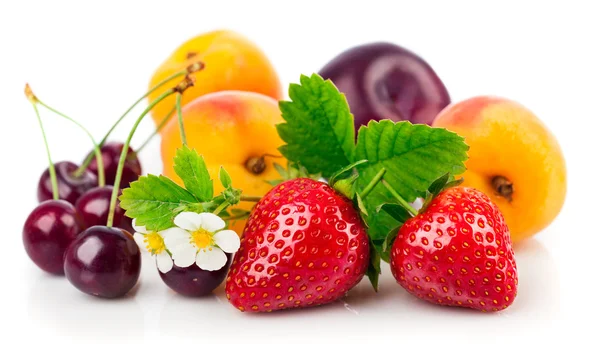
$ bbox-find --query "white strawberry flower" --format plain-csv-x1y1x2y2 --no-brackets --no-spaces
132,219,183,274
164,212,240,271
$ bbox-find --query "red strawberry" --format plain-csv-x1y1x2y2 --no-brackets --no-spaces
226,178,370,312
390,186,518,312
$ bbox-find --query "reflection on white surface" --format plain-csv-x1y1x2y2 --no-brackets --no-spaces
27,274,144,341
24,239,558,342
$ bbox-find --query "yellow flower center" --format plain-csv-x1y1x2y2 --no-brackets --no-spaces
145,232,166,254
192,229,213,249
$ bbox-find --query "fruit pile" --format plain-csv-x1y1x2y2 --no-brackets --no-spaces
22,30,566,313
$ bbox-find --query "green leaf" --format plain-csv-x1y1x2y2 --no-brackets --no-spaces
378,203,412,223
356,193,368,216
273,162,287,178
329,159,368,185
355,120,469,261
119,174,198,231
366,245,381,291
428,172,451,197
443,178,464,191
219,166,232,188
277,74,355,177
422,173,462,211
173,146,213,201
382,226,401,254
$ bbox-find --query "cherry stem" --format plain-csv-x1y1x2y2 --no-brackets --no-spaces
175,92,187,146
35,99,106,187
381,180,418,217
26,85,59,200
76,69,190,177
239,195,262,202
136,106,176,153
359,167,386,199
107,89,176,227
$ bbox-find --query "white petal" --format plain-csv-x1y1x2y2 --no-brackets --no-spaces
196,247,227,271
174,212,203,231
198,213,226,232
132,219,148,234
161,227,192,250
133,233,147,252
156,252,174,273
171,245,197,268
213,230,240,253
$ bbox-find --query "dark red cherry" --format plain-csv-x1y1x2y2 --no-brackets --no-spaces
64,226,141,298
37,161,97,205
23,200,82,275
86,142,142,189
159,255,232,297
75,186,133,233
319,42,450,131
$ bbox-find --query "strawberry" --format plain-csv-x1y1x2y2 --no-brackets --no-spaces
390,186,518,312
225,178,370,312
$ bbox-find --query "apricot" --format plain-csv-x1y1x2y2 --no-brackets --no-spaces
161,91,287,234
148,30,282,126
432,96,566,244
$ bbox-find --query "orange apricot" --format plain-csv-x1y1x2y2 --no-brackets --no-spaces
149,30,282,127
432,96,567,244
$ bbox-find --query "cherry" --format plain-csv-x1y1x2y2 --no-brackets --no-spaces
61,77,197,298
86,142,141,189
159,255,232,296
75,186,133,233
319,42,450,130
37,161,97,205
23,200,82,275
64,226,141,298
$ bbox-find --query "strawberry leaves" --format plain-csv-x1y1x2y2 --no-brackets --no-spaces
277,74,469,289
277,74,355,177
118,174,197,231
173,145,213,201
355,120,468,203
120,146,239,231
355,120,468,261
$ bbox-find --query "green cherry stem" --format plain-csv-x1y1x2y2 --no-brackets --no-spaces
175,92,187,146
136,106,176,152
381,180,418,217
239,195,262,202
75,71,184,177
35,99,106,187
107,74,197,227
77,62,205,177
25,85,58,200
106,89,176,227
359,167,386,199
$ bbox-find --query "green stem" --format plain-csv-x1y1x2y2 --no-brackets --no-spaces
107,89,176,227
212,201,229,216
359,167,386,199
175,92,187,146
29,102,59,200
36,100,106,187
76,69,189,177
381,180,418,217
136,106,176,152
240,195,262,202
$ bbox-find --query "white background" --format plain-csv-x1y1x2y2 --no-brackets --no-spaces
0,0,598,356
